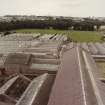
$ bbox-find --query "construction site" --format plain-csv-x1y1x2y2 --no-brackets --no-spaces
0,33,105,105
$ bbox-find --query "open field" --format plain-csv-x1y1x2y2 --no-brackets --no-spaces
15,29,69,34
15,29,103,42
70,31,103,42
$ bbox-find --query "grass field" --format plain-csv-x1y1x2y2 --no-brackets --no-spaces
15,29,103,42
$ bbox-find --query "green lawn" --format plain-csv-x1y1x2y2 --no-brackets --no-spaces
15,29,103,42
15,29,70,34
70,31,102,42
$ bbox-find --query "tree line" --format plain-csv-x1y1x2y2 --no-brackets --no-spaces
0,18,104,32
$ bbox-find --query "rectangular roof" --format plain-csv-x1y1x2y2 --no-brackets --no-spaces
4,53,31,65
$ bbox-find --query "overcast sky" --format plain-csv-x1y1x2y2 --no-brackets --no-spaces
0,0,104,17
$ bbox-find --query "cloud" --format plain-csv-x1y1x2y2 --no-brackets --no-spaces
0,0,104,17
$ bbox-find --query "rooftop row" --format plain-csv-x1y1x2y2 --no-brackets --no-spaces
1,47,105,105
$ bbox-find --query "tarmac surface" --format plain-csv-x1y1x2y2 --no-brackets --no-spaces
48,48,84,105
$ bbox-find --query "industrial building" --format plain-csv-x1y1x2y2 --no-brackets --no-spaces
0,33,105,105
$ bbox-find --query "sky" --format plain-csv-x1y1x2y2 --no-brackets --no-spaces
0,0,104,17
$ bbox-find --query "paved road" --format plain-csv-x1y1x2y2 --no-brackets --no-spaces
48,47,85,105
